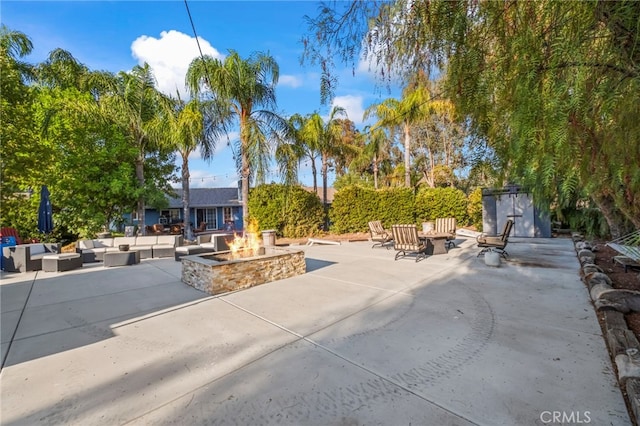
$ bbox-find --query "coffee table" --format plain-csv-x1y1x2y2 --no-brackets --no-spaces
104,250,140,267
419,232,449,255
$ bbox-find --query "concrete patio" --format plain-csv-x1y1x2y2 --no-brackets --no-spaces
0,236,631,425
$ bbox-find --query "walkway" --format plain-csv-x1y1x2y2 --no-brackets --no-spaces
0,237,630,425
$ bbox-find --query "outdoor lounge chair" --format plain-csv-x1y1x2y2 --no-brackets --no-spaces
368,220,393,249
193,222,207,234
0,227,23,245
435,217,457,248
477,219,514,258
606,230,640,272
391,224,427,262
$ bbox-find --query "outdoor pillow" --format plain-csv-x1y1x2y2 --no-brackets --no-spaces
29,244,46,255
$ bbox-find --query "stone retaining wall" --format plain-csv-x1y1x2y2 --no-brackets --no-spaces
181,247,306,295
573,233,640,422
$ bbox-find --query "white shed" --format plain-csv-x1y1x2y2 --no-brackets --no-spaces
481,185,551,238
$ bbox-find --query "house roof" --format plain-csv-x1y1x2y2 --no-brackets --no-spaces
168,188,241,208
303,186,336,204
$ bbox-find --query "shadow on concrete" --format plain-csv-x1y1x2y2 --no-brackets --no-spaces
305,258,336,272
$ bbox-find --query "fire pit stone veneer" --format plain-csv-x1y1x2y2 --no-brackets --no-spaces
181,247,306,295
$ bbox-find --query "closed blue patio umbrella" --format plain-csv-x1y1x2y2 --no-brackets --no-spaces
37,185,53,234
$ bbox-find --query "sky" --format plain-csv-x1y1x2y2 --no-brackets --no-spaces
3,0,401,188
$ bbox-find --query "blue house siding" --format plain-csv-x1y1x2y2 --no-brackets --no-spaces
127,188,243,233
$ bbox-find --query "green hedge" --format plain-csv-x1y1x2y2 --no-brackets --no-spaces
248,184,324,238
467,187,483,231
251,184,479,236
330,185,475,233
415,187,469,225
329,185,415,233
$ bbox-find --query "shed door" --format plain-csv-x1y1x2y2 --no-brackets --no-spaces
495,193,535,237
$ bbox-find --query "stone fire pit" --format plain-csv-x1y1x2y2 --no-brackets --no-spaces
181,247,306,295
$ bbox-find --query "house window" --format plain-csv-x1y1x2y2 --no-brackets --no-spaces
223,207,233,224
159,209,181,224
196,208,217,230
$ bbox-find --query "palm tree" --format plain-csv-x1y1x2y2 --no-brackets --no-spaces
153,95,218,241
274,113,306,187
97,63,166,234
0,25,35,83
298,107,349,229
186,50,288,229
357,125,391,190
364,83,433,187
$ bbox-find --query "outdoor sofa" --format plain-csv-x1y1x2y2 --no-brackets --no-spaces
2,243,61,273
76,235,183,262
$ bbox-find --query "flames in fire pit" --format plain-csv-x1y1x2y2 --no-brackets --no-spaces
226,219,262,259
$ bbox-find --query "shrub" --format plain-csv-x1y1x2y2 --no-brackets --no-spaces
415,187,469,225
329,185,415,233
248,184,324,238
467,187,483,231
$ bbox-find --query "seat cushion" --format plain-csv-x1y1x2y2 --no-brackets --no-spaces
78,240,94,249
136,236,157,246
113,237,137,246
157,235,177,245
94,239,114,248
85,247,108,254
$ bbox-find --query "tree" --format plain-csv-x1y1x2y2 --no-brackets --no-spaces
97,63,169,234
0,26,38,229
275,113,307,188
303,0,640,236
187,50,288,230
364,81,433,187
297,107,349,228
153,96,206,241
365,126,391,190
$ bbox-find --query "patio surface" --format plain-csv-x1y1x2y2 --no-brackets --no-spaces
0,237,631,425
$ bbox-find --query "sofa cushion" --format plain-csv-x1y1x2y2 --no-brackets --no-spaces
30,244,46,255
78,240,94,249
157,235,177,246
85,247,108,254
198,234,212,244
94,239,114,248
200,242,216,249
136,236,157,246
113,237,137,246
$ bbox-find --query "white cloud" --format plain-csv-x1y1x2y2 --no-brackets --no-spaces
278,74,303,88
131,30,223,97
332,95,365,125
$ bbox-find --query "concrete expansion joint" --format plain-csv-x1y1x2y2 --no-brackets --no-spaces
573,232,640,422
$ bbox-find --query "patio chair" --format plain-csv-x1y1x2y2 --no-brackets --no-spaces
0,227,23,245
606,230,640,272
435,217,457,248
477,219,514,258
151,223,165,234
368,220,393,249
391,224,427,262
193,222,207,235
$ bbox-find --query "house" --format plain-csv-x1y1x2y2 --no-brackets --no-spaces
139,187,243,232
303,186,336,204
